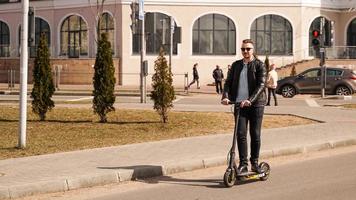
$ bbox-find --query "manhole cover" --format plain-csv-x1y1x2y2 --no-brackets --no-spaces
0,173,5,177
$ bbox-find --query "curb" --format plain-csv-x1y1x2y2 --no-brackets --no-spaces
1,139,356,199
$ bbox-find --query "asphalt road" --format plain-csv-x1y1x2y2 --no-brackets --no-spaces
89,147,356,200
17,146,356,200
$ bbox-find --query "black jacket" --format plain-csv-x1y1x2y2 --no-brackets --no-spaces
193,67,199,79
222,58,267,107
213,68,224,81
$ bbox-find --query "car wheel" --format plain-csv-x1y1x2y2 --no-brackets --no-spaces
335,86,351,96
281,85,296,98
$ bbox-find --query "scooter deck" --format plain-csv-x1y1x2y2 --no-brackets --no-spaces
237,171,258,177
237,171,266,180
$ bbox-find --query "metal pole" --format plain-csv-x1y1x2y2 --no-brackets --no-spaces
320,48,325,98
139,1,146,103
320,18,326,98
19,0,29,149
169,16,174,72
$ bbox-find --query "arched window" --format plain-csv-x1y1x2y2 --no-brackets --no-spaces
35,18,51,47
60,15,88,58
250,14,292,55
347,18,356,46
0,21,10,57
18,18,51,57
99,12,115,54
132,12,179,55
347,18,356,58
193,14,236,55
309,17,331,56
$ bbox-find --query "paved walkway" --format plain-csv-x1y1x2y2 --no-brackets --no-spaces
0,90,356,199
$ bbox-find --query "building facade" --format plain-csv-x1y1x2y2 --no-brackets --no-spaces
1,0,356,86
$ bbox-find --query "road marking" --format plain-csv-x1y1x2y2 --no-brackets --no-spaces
66,97,93,102
305,99,320,107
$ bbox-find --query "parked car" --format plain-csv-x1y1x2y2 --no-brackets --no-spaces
276,67,356,98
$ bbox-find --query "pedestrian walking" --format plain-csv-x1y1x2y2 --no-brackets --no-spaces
266,64,278,106
187,63,200,89
221,39,267,174
212,65,224,94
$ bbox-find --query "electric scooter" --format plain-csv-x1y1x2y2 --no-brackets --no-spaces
223,101,270,187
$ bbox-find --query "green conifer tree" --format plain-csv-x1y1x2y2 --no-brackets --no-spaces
151,48,176,123
290,65,297,76
92,33,116,123
31,33,55,121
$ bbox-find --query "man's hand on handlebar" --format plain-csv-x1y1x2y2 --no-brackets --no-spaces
221,98,230,105
240,100,251,108
221,99,251,107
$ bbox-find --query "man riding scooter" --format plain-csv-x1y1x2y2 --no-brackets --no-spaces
221,39,267,174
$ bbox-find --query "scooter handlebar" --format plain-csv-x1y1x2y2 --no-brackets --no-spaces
228,101,240,106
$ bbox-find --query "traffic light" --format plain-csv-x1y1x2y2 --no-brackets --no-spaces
130,2,139,34
311,29,320,49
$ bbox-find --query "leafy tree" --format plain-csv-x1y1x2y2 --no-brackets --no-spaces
151,48,176,123
264,55,270,72
31,33,55,121
93,33,116,123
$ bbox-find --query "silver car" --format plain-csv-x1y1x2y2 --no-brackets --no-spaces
276,67,356,98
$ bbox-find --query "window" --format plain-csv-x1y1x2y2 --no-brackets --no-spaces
20,18,51,57
250,15,292,55
99,12,115,54
347,18,356,46
326,69,343,76
193,14,236,55
60,15,88,58
347,18,356,59
303,69,320,78
132,12,178,55
0,21,10,57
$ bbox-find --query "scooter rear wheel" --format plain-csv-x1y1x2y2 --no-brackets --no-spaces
259,162,270,181
223,169,236,187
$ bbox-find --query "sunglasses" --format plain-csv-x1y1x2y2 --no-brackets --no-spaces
241,48,253,52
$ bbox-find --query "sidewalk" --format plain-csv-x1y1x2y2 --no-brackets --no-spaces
1,103,356,199
0,83,216,96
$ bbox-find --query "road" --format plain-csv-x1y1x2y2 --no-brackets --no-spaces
17,146,356,200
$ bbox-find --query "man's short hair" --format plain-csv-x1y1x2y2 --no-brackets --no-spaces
242,39,254,45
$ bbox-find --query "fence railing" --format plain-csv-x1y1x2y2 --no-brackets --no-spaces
324,46,356,59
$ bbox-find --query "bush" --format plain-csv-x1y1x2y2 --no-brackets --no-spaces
31,33,55,121
92,33,116,123
151,48,176,123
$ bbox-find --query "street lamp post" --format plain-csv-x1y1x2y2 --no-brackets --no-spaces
19,0,29,149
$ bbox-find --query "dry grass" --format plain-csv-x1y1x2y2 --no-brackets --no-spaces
0,106,316,159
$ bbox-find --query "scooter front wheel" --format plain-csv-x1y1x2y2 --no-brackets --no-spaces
223,169,236,187
259,162,270,181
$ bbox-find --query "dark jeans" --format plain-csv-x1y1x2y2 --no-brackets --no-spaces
267,88,277,105
188,79,200,88
234,106,264,165
215,80,222,94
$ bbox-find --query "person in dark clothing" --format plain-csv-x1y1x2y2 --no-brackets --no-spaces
213,65,224,94
187,63,200,89
221,39,267,174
